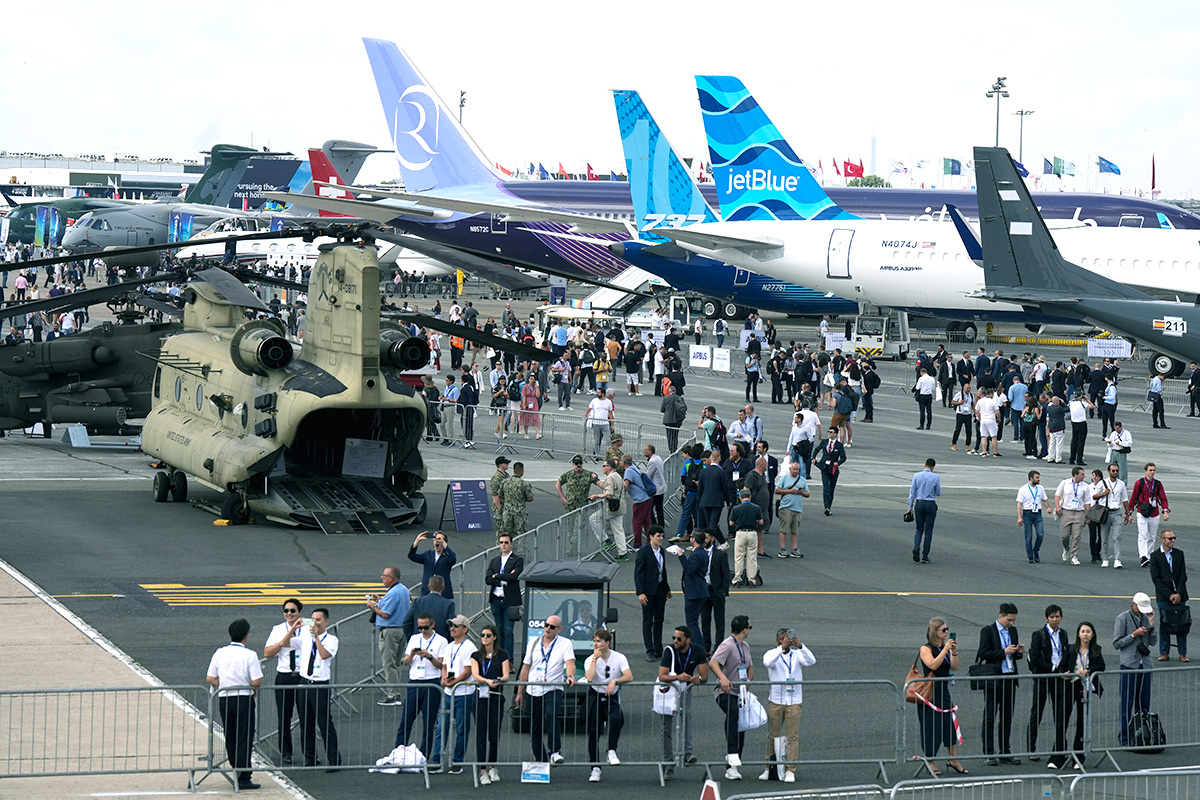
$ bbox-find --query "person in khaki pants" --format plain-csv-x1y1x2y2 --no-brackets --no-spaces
728,489,764,587
759,628,815,782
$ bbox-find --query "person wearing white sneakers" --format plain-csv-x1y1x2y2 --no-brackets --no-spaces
516,615,576,766
583,629,633,781
1055,467,1091,566
1093,463,1129,569
759,628,815,782
710,615,755,780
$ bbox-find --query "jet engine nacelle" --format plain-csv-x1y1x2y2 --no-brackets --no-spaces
229,319,293,377
380,329,431,371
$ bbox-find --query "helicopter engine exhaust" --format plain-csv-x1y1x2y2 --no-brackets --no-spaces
380,330,431,371
229,322,294,376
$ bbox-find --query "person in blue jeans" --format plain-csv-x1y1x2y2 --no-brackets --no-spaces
674,445,704,540
1113,593,1157,745
430,616,477,771
907,458,941,564
1017,471,1048,564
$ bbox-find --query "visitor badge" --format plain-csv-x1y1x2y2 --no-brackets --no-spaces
531,663,547,682
732,471,740,481
412,662,426,679
737,666,748,682
786,678,796,693
478,684,490,699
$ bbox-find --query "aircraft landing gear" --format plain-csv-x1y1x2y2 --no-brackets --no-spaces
170,470,188,502
1150,352,1185,378
152,472,170,502
153,469,187,502
221,491,251,525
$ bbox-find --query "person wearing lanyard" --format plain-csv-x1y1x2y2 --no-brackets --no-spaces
368,566,411,707
262,598,304,765
205,619,263,791
431,615,478,772
1055,468,1092,566
297,609,341,771
394,614,448,756
1026,605,1070,767
516,615,576,764
486,534,524,659
583,629,633,782
471,623,511,785
976,603,1024,765
657,625,708,780
709,615,755,780
759,628,816,782
1017,471,1049,564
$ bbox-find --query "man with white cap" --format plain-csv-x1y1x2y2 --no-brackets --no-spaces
1113,592,1157,746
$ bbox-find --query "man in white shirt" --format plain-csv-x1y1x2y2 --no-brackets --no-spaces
431,615,478,772
915,367,937,429
583,629,633,781
1017,470,1049,564
517,614,577,764
1093,462,1130,568
795,406,821,479
585,388,615,456
744,404,764,446
729,408,754,451
206,619,264,790
1055,467,1092,565
1067,395,1094,466
1104,421,1133,483
263,599,304,765
975,388,1001,458
394,613,448,757
759,628,816,782
297,609,341,770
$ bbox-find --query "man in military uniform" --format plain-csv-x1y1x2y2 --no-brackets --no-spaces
605,434,625,466
500,461,536,538
557,454,600,557
490,456,511,538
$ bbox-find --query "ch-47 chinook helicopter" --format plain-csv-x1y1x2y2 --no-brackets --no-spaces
129,225,553,532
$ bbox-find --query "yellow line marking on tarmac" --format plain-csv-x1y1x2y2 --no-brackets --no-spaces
140,581,379,607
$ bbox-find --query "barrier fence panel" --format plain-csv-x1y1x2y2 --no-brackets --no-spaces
902,673,1084,769
1066,768,1200,799
1082,664,1200,761
0,686,214,785
889,774,1068,799
726,786,887,800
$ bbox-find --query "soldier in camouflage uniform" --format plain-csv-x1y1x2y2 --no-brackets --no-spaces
499,461,535,538
490,456,511,539
556,454,600,556
605,434,625,467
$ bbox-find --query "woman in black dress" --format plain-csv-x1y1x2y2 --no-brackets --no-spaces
1063,620,1105,764
470,623,511,785
916,618,967,775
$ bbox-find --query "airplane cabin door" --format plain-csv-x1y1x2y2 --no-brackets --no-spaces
126,230,138,247
827,229,853,279
733,267,750,287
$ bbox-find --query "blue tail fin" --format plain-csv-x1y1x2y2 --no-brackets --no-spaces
613,90,718,241
695,75,857,222
363,39,498,191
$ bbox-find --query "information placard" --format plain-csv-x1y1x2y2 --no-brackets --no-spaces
712,348,731,373
449,480,493,532
1086,337,1133,359
688,345,712,369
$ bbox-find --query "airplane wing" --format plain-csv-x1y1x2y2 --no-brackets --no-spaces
261,192,452,223
322,183,634,235
371,231,548,292
654,226,783,254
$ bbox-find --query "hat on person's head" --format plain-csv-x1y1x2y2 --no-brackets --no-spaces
449,614,471,629
1133,592,1154,614
612,434,623,442
571,454,584,465
495,456,511,466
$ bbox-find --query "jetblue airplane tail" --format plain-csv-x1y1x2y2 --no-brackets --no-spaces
363,38,499,192
695,75,856,223
974,146,1143,301
613,89,718,241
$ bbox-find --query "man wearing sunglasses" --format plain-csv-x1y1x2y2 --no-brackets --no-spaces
657,625,708,781
394,613,448,759
263,598,304,765
516,615,576,764
583,629,632,781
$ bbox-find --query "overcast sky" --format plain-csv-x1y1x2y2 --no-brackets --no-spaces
5,0,1199,196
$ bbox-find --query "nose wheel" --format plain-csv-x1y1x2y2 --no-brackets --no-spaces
221,491,251,525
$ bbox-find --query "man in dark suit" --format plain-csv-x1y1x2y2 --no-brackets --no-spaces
485,533,524,658
634,525,672,661
697,450,731,542
1150,529,1189,662
672,530,712,654
407,530,457,599
977,602,1024,765
1026,604,1071,767
956,351,975,387
812,427,847,516
975,348,992,389
1187,362,1200,416
755,440,779,488
402,576,455,640
700,529,731,657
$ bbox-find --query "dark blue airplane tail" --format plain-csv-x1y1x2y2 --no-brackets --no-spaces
695,75,857,223
363,38,499,192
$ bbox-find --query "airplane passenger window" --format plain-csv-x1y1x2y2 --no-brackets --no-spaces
1132,260,1139,270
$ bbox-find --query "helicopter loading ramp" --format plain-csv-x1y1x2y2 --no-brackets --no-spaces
263,477,425,533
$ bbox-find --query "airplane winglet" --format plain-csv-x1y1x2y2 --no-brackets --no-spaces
944,204,982,264
974,146,1142,302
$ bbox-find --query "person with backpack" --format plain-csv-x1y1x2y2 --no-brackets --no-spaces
660,385,688,453
674,444,705,541
1114,592,1158,746
698,406,730,462
622,455,656,548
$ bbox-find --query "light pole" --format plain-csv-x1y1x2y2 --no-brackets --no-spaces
459,91,466,124
986,77,1009,147
1012,109,1034,164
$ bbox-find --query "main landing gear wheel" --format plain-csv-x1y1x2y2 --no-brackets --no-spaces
723,302,741,320
221,492,251,524
702,300,718,317
170,471,188,502
152,472,169,502
1150,352,1185,379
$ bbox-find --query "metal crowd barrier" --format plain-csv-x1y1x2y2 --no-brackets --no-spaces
728,788,887,800
1066,768,1200,798
890,774,1068,799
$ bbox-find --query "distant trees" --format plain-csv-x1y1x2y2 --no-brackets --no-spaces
847,175,891,188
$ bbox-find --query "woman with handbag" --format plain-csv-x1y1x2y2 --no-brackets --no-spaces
914,618,967,775
1063,621,1105,764
1085,470,1109,564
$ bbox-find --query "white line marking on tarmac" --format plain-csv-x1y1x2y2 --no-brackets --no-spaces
0,557,314,800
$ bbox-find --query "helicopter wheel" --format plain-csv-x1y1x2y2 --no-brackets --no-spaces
152,472,170,502
410,492,428,525
170,470,188,502
221,491,251,524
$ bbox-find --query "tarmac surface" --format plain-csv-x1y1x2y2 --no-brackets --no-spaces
3,320,1200,798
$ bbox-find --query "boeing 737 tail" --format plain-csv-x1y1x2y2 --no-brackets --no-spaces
613,89,718,240
695,75,856,223
363,38,499,192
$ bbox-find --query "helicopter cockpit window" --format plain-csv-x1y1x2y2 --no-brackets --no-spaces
174,376,182,403
153,367,161,399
